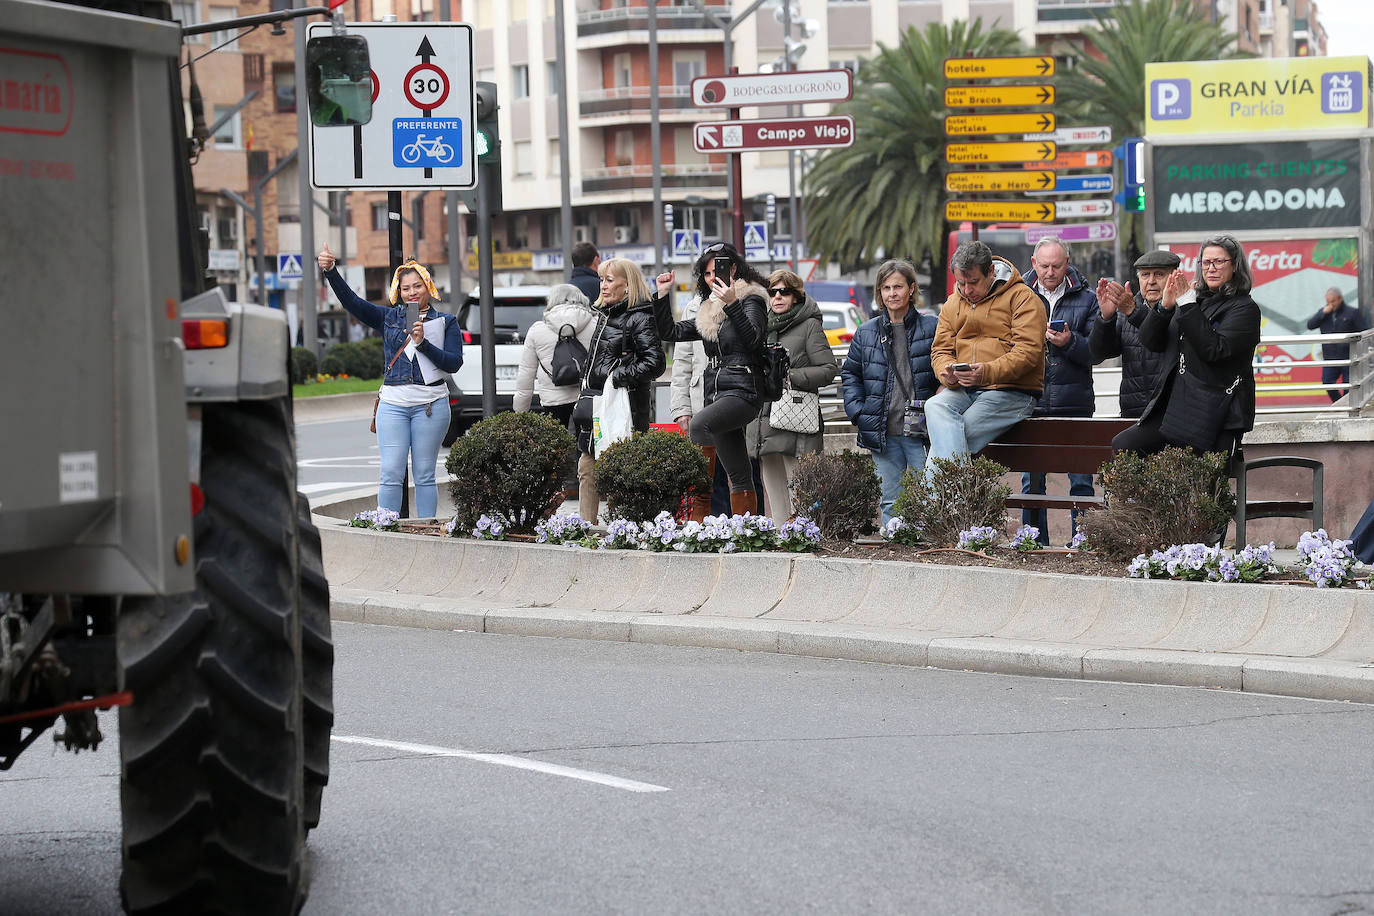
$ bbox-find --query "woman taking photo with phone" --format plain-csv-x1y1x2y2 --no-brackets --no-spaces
653,243,770,519
317,244,464,518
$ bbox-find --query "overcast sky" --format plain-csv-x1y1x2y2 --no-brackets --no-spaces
1316,0,1373,58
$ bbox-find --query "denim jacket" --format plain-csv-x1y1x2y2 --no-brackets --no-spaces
324,267,463,384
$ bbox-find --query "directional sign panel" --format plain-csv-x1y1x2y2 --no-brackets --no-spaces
691,69,853,108
1023,125,1112,146
1024,173,1113,196
308,21,475,190
1023,149,1113,170
946,140,1056,165
1056,198,1114,218
946,170,1055,193
944,112,1055,136
944,85,1055,108
946,200,1055,223
1026,222,1116,244
944,56,1055,79
693,115,854,153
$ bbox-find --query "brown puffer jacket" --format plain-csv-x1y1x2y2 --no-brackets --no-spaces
931,256,1046,396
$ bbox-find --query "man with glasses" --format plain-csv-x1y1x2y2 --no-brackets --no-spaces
925,240,1046,474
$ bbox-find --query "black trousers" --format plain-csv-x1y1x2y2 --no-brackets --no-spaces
1111,408,1239,457
689,395,761,492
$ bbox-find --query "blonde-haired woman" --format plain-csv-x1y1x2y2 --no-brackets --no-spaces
746,269,837,523
570,257,665,522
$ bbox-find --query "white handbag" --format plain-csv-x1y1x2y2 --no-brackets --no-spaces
769,384,821,434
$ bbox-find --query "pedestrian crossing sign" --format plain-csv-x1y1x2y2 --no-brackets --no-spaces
743,221,768,257
672,229,702,259
277,253,304,280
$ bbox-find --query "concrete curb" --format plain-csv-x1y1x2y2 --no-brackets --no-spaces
318,518,1374,705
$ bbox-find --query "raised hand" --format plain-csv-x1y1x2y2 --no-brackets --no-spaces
655,271,674,296
1161,268,1189,310
317,242,336,273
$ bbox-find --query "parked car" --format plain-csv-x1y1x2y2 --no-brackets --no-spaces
449,286,550,437
806,279,874,318
817,301,863,347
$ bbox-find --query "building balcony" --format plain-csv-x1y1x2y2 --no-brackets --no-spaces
1036,0,1122,22
1258,11,1274,32
579,85,694,118
582,163,727,194
577,4,726,37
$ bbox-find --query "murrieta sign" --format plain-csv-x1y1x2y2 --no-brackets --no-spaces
1152,139,1361,233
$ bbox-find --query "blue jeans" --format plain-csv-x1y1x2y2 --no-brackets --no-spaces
873,435,927,524
925,387,1035,475
1021,471,1095,544
376,398,450,517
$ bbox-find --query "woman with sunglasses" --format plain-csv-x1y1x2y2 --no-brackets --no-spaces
745,270,837,523
653,243,770,519
1112,235,1261,457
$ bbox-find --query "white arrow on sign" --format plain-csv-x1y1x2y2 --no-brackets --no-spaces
1055,198,1115,218
1023,126,1113,145
695,124,720,150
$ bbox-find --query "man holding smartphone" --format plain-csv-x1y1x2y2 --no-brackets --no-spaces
1019,236,1098,545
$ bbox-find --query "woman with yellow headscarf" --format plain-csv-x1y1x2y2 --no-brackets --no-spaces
317,244,464,517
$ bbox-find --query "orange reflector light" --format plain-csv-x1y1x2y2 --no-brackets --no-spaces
182,319,229,349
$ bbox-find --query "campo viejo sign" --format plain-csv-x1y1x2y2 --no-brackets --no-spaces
1152,139,1362,234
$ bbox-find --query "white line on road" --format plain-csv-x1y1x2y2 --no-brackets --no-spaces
331,734,671,793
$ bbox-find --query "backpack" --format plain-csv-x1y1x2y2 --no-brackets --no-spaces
758,342,790,402
542,323,588,387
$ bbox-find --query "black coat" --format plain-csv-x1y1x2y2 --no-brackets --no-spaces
584,298,665,433
653,283,769,405
1089,293,1170,419
1023,264,1097,416
1137,287,1261,450
570,265,601,304
840,308,939,452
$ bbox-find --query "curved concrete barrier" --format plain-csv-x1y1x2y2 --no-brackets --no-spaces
315,520,1374,704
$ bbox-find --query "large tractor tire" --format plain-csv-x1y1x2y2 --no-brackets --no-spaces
118,397,307,915
297,491,333,831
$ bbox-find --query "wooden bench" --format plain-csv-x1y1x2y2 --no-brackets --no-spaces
977,417,1324,545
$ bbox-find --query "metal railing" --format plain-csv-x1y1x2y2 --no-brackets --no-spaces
580,85,691,103
583,163,727,180
577,6,723,25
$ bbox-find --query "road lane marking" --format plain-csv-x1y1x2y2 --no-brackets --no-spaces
331,734,671,793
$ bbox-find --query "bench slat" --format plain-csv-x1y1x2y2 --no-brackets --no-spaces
1004,494,1105,511
980,445,1114,475
985,417,1135,447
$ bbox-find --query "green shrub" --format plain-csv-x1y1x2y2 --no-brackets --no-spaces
1078,447,1235,560
892,454,1010,548
354,335,384,378
594,430,710,524
290,347,318,384
791,450,882,540
323,340,377,379
445,411,575,532
318,353,346,377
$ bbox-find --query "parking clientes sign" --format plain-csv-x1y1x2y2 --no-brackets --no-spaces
1145,57,1371,135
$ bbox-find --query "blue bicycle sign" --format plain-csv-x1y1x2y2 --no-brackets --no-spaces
393,118,464,169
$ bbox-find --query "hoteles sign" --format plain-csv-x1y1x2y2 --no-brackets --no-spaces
1152,139,1361,233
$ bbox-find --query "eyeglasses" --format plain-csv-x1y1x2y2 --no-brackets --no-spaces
1200,258,1232,270
703,242,727,255
768,287,793,297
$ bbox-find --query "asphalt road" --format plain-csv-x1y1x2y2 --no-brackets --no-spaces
296,415,438,506
4,623,1374,915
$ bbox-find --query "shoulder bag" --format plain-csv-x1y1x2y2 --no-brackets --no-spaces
370,344,415,433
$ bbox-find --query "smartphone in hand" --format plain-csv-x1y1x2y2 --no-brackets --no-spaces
1048,319,1067,332
953,362,972,372
405,301,420,336
712,257,734,283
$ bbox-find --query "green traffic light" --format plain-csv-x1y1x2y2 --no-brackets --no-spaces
475,128,492,158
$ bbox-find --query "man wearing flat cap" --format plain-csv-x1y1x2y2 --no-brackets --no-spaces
1090,250,1178,418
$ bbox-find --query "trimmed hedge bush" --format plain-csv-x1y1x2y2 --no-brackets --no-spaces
290,347,318,384
594,430,710,525
893,454,1010,548
445,411,575,531
791,450,881,540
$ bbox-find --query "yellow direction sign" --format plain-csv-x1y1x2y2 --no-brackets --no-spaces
945,170,1055,193
944,56,1055,80
945,140,1056,165
944,85,1055,108
944,112,1055,136
945,200,1056,223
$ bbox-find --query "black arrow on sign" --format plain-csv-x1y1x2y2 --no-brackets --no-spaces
1037,172,1052,188
1036,57,1051,75
1037,114,1052,131
1037,142,1054,160
1038,204,1052,220
1036,87,1051,104
417,37,436,178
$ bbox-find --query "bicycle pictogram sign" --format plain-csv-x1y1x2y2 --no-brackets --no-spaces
392,118,463,168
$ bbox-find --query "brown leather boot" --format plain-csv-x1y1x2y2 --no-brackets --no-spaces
689,445,716,522
730,489,758,517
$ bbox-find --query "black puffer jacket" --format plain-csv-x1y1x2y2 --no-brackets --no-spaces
1137,287,1261,450
653,281,769,405
584,298,665,432
1088,292,1169,419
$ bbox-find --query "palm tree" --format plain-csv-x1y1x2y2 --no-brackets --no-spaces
1054,0,1245,142
804,19,1025,283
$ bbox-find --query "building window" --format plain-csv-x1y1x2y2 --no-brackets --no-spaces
512,64,530,100
328,191,352,225
613,52,632,89
171,1,200,39
614,130,634,166
477,67,496,84
674,127,705,165
509,0,527,22
212,105,241,148
829,58,861,75
541,212,561,248
371,202,388,232
672,51,705,87
508,214,529,250
208,6,237,48
216,206,236,244
514,141,534,176
548,139,560,176
247,150,269,180
546,61,559,96
273,62,296,113
413,198,425,240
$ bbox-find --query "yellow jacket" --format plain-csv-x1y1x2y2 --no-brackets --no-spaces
932,257,1046,395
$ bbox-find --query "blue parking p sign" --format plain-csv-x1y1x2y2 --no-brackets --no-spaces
393,118,464,168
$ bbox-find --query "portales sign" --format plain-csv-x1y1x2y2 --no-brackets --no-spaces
1151,139,1362,233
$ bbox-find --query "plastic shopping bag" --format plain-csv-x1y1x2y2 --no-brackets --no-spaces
592,376,633,456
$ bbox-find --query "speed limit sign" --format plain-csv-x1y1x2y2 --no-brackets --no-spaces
308,21,475,189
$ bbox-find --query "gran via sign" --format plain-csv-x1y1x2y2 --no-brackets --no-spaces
1151,139,1361,233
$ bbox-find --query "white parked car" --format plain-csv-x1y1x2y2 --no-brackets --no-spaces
450,286,550,436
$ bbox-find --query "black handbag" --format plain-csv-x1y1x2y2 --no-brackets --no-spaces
1159,367,1242,450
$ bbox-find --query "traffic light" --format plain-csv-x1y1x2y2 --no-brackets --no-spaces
474,80,500,165
1123,184,1145,212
